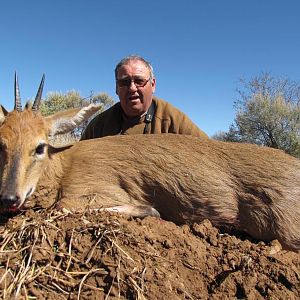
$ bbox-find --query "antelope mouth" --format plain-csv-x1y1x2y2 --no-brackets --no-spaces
0,200,22,215
7,205,19,213
5,188,34,213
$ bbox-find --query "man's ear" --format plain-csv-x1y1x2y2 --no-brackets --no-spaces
45,103,101,136
151,77,156,94
0,105,8,125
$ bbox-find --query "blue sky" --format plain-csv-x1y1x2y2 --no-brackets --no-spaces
0,0,300,136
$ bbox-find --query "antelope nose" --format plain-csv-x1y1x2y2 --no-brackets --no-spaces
0,194,21,210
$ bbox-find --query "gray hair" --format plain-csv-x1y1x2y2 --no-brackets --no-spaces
114,55,155,80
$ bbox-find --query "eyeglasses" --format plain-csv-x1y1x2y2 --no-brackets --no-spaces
116,77,151,88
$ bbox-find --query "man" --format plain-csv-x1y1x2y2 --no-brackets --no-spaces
81,55,208,139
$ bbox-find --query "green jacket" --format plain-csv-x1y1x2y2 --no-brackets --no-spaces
81,97,208,140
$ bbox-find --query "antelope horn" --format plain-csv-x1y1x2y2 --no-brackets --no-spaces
32,74,45,111
14,72,22,112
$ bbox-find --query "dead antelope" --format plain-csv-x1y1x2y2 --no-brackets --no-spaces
1,75,300,251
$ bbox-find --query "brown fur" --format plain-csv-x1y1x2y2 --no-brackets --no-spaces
0,108,300,250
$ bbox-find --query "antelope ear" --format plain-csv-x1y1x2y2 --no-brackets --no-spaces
45,103,101,136
0,105,8,125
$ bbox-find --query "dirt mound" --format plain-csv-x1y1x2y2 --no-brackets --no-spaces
0,188,299,299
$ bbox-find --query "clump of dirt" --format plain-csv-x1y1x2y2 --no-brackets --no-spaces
0,188,299,299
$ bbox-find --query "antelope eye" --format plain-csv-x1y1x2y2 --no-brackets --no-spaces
35,143,46,155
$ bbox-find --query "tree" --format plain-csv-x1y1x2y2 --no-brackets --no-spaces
40,90,114,144
214,73,300,158
236,72,300,105
40,90,114,115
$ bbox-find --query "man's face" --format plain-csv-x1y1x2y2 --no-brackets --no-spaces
116,60,156,118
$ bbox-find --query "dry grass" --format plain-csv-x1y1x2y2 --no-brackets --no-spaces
0,210,148,299
1,206,299,299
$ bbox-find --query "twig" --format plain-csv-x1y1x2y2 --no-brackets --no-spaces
77,268,106,300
